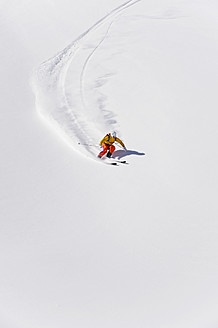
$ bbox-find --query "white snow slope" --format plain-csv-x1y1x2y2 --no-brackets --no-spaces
1,0,218,327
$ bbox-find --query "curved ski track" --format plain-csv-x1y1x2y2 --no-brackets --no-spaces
33,0,141,162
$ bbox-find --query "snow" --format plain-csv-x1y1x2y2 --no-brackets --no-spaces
1,0,218,327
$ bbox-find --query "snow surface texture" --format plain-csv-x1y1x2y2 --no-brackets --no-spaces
1,0,218,328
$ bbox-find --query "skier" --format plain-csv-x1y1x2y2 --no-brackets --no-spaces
98,131,126,159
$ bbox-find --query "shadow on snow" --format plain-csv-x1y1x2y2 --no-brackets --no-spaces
113,149,145,160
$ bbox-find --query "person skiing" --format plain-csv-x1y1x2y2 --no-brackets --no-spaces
98,131,126,159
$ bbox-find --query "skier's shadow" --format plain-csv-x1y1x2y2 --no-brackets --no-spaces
113,149,145,160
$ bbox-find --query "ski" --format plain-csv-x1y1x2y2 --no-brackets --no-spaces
98,157,128,166
107,158,128,165
100,158,119,166
112,159,128,164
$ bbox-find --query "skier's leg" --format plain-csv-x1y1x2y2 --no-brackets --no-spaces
98,144,108,158
107,145,115,158
109,145,115,155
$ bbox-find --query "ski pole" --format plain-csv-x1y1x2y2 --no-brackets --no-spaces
78,142,99,147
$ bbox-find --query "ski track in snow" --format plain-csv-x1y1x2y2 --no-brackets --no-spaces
32,0,141,163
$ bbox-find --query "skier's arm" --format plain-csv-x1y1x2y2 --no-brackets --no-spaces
99,136,106,146
116,137,126,149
